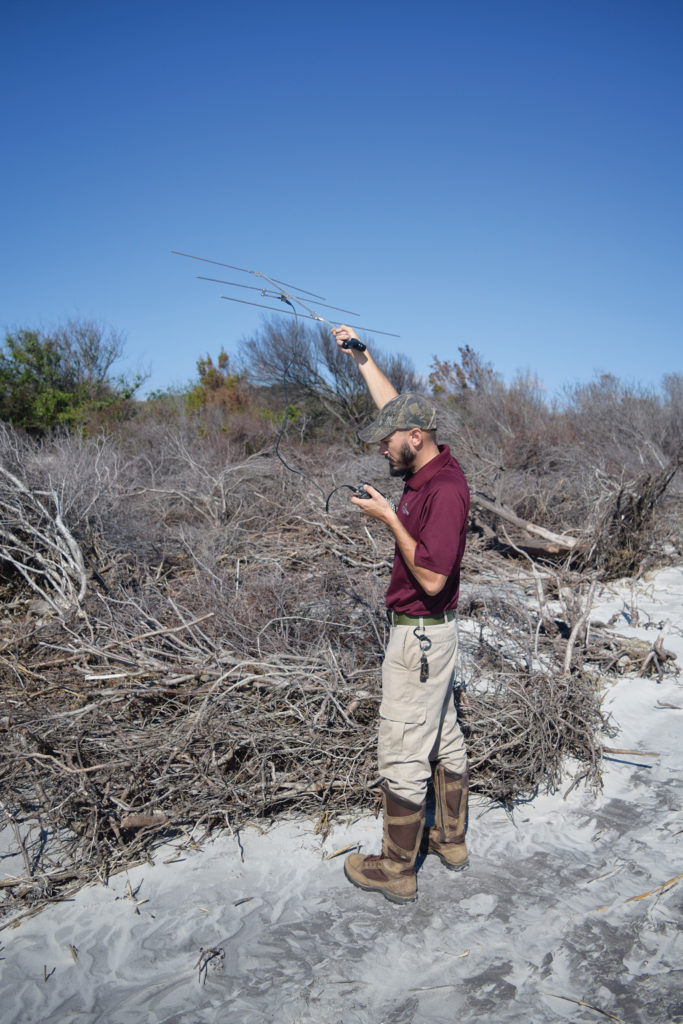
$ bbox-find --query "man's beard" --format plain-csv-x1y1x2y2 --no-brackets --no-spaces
388,442,417,477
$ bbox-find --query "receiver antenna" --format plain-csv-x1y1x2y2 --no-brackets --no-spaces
172,250,400,339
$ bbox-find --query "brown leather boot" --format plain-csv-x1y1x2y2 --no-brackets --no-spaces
344,786,426,904
424,764,469,871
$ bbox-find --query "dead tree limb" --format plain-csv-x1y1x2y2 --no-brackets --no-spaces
472,492,580,553
0,465,87,613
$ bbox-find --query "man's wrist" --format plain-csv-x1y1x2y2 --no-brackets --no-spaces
385,507,402,531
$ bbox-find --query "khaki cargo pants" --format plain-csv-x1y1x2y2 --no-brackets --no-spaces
378,618,467,805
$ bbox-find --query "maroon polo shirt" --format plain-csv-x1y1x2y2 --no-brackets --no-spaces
385,445,469,616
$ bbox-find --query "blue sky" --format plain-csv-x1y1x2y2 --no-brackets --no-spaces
2,1,681,399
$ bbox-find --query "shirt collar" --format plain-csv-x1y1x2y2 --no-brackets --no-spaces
404,445,451,490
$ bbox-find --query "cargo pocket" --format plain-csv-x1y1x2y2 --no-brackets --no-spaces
379,698,427,725
378,699,427,775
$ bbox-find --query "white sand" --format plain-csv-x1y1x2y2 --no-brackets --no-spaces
1,567,681,1023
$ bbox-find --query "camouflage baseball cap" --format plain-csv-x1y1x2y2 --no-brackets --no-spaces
358,393,437,443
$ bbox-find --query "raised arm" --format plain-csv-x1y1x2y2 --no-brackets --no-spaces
331,324,399,410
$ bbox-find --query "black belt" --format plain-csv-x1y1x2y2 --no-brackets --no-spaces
386,609,457,627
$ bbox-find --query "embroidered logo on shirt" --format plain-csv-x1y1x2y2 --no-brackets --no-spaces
401,502,410,515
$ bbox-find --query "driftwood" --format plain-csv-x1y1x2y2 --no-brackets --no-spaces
471,491,579,554
471,453,680,567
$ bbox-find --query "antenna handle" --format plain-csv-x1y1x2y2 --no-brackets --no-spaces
341,339,367,353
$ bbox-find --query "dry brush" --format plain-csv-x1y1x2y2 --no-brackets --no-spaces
0,424,678,924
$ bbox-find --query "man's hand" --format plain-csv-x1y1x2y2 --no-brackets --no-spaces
350,483,393,523
331,324,364,353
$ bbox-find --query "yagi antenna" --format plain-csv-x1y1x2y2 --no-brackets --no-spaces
171,250,325,299
171,250,400,339
195,277,361,318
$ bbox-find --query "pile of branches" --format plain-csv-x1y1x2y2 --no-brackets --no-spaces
0,426,678,923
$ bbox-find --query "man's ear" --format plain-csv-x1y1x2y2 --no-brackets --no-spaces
409,428,424,449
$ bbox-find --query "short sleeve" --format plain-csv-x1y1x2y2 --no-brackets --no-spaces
412,482,468,575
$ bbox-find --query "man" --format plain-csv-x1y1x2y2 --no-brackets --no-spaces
332,324,470,905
